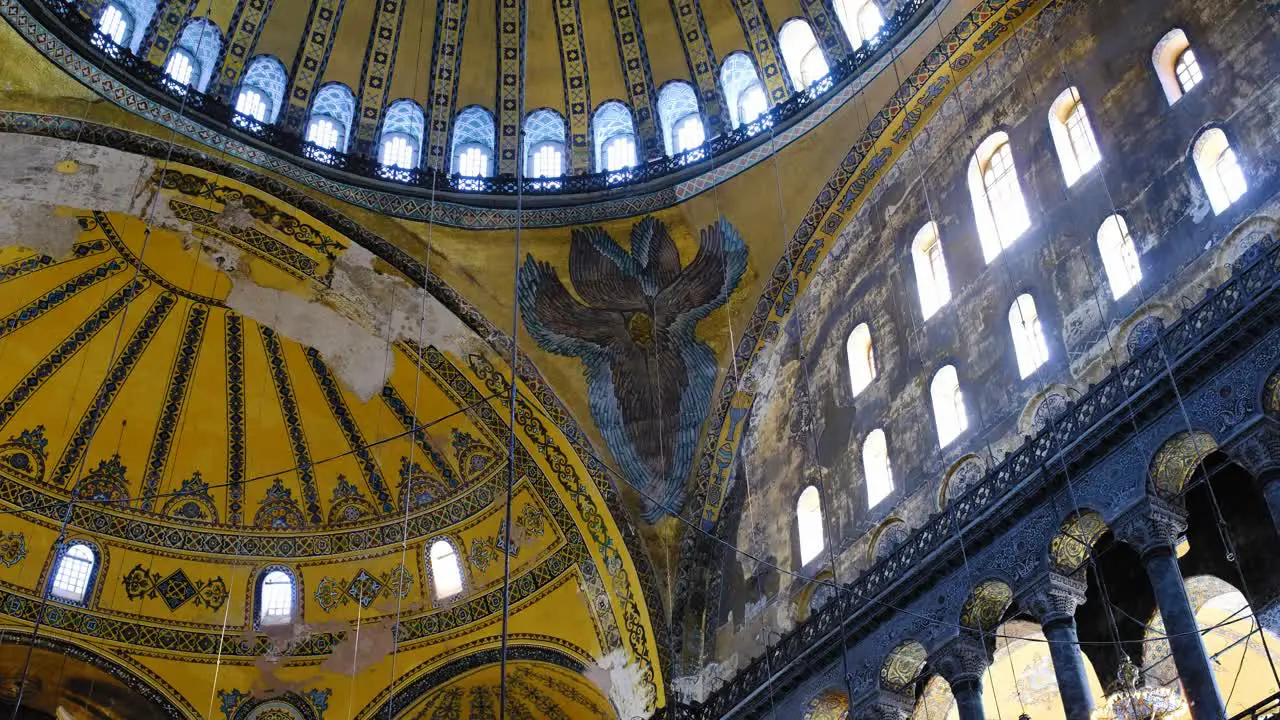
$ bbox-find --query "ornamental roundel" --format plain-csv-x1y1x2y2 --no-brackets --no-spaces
1049,510,1108,575
938,454,986,509
880,640,928,693
959,580,1013,631
802,688,849,720
1149,430,1218,498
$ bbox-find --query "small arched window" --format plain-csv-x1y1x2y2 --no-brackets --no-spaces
593,101,638,173
796,486,824,565
1048,87,1101,186
235,56,288,123
1191,127,1247,215
258,568,295,626
164,18,222,92
968,132,1030,263
1097,215,1142,298
657,82,704,156
863,429,893,508
96,0,156,52
846,322,876,397
911,222,950,320
930,365,967,447
452,106,496,178
524,109,567,179
779,19,828,91
833,0,883,49
1009,294,1049,378
430,539,464,600
307,83,356,152
1153,29,1202,105
720,52,768,129
49,542,97,604
380,99,426,169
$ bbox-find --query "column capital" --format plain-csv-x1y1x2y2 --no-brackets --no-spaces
851,689,915,720
1017,571,1087,626
1222,416,1280,481
931,633,989,688
1112,496,1187,558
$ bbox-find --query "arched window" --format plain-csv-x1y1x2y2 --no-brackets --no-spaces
257,568,295,626
49,542,97,604
911,222,950,320
833,0,883,49
379,99,426,169
96,0,156,52
796,485,824,566
1048,87,1101,186
778,19,828,91
968,132,1030,263
1153,29,1202,105
846,322,876,397
164,18,222,92
720,52,768,129
451,106,496,178
306,83,356,153
1009,294,1049,378
524,109,567,179
1191,127,1247,214
1097,215,1142,298
235,56,288,123
930,365,967,447
657,82,704,156
593,101,638,173
863,429,893,508
429,539,464,600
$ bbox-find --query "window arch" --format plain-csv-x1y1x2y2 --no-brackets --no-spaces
930,365,967,447
720,52,768,129
778,19,828,91
163,18,222,92
235,56,288,123
380,99,426,169
968,132,1030,263
257,567,296,626
1097,215,1142,298
48,541,98,605
863,429,893,508
833,0,883,49
1009,294,1049,378
1191,127,1247,215
451,105,496,178
846,322,876,396
657,82,704,156
1048,87,1101,186
911,222,950,320
524,109,567,179
96,0,156,52
592,101,638,173
796,486,824,566
306,83,356,152
429,539,464,601
1153,29,1202,105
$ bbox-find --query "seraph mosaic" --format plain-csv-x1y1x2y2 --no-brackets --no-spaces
519,216,747,520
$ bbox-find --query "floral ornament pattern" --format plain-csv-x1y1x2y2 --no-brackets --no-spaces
519,216,747,520
0,532,25,567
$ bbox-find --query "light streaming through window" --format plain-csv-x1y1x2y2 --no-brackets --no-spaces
603,134,637,172
1193,128,1247,215
431,540,463,600
1049,87,1101,186
673,115,705,154
930,365,967,447
165,51,197,87
846,323,876,396
381,134,417,169
50,544,94,603
1009,294,1050,378
796,486,824,565
457,145,490,178
863,429,893,508
307,117,342,151
1097,215,1142,299
530,143,564,178
738,84,768,125
970,134,1031,262
98,4,130,46
1175,48,1203,93
236,89,269,122
259,570,294,625
911,222,950,320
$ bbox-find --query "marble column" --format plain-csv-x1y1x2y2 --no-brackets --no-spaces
932,634,989,720
1018,572,1093,720
851,688,915,720
1114,497,1225,720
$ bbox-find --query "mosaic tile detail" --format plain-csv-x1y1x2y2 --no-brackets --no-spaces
668,0,725,135
495,0,527,174
50,292,177,489
422,0,468,171
140,303,208,511
217,688,330,720
0,532,25,567
378,385,462,490
209,0,276,99
258,327,322,524
73,454,130,504
160,472,219,523
801,0,850,62
354,0,408,145
225,312,246,525
142,0,199,65
606,0,659,159
0,239,110,286
552,0,591,172
303,348,394,513
255,476,306,529
326,474,375,523
282,0,347,130
123,563,229,611
94,211,222,306
0,258,124,342
313,564,412,611
0,427,47,484
731,0,788,101
167,200,323,281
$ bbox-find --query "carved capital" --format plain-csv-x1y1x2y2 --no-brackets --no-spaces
1017,571,1087,626
851,689,915,720
1112,496,1187,558
930,633,989,687
1222,417,1280,481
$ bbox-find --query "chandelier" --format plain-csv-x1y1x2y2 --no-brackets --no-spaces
1091,659,1189,720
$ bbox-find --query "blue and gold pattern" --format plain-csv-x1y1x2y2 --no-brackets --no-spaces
255,477,306,529
218,689,331,720
142,0,199,65
209,0,277,99
732,0,788,100
282,0,348,129
552,0,592,172
606,0,659,159
140,303,208,511
495,0,527,174
0,259,125,342
0,427,47,483
668,0,725,134
326,475,376,524
0,532,26,567
259,327,323,524
312,564,413,612
225,312,246,525
160,472,219,523
304,348,394,513
353,0,408,146
123,563,229,611
801,0,850,62
422,0,469,171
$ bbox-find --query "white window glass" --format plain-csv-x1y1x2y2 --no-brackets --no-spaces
307,117,342,151
1097,215,1142,299
846,322,876,396
857,3,884,43
800,48,830,89
738,83,768,125
236,89,269,122
50,544,94,603
1009,294,1049,378
530,142,564,178
1193,128,1247,215
603,134,637,172
259,570,294,625
98,4,131,46
165,50,197,86
1152,29,1197,105
381,134,417,169
1175,48,1202,93
969,133,1030,262
911,222,950,320
431,540,463,599
779,20,826,90
1064,104,1100,172
673,114,705,154
457,145,491,178
863,429,893,508
1048,88,1101,186
796,486,824,566
930,365,967,447
835,0,882,48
